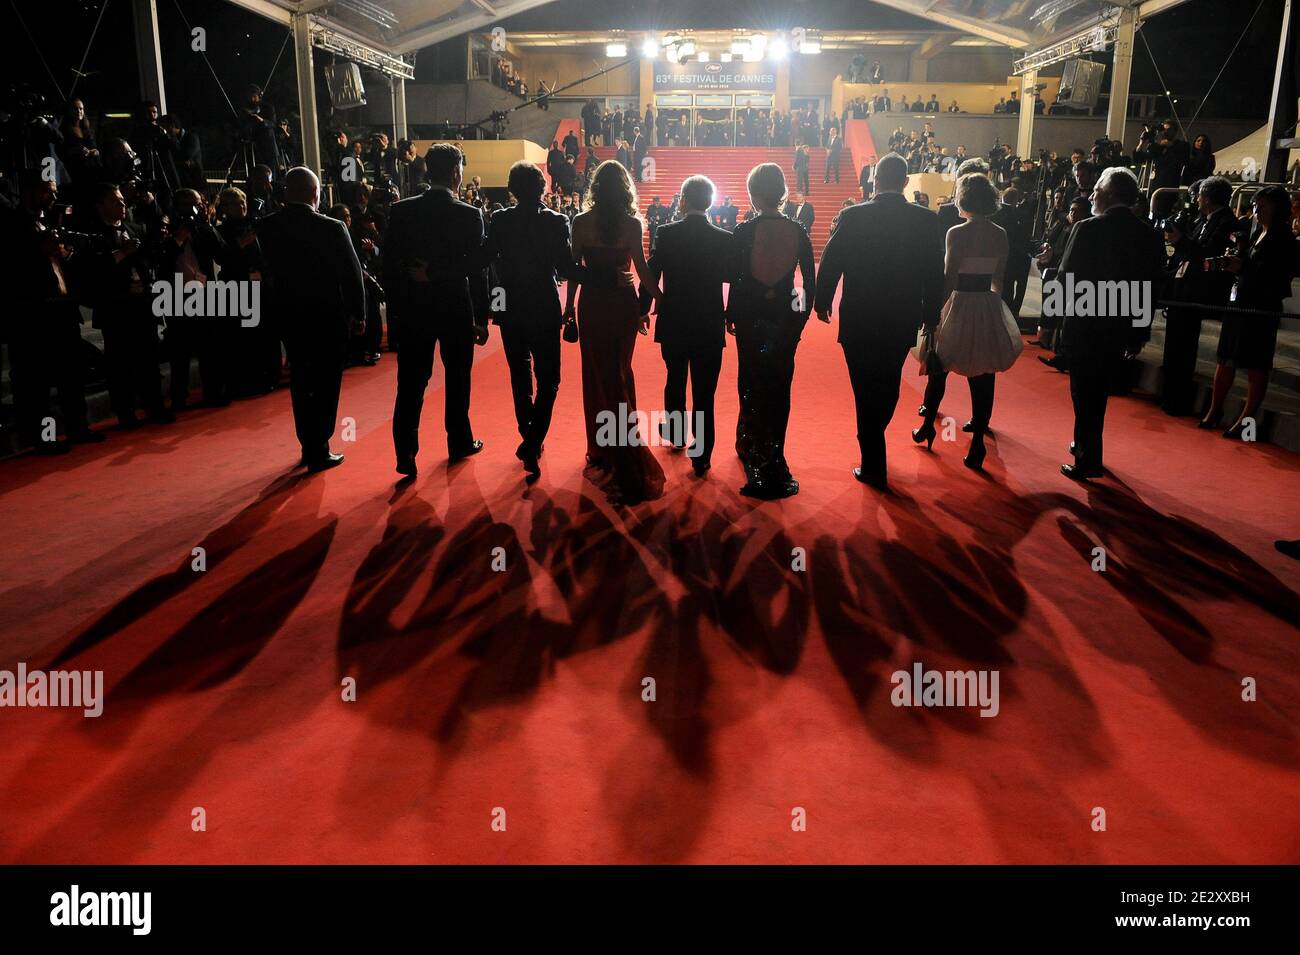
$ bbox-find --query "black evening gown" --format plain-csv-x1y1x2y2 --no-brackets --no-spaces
727,215,815,497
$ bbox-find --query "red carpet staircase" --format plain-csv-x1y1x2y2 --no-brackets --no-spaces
589,145,859,256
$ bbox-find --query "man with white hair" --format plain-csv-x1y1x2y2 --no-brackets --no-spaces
1055,165,1166,480
255,166,366,471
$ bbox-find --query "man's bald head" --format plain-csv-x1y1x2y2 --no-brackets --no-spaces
283,167,320,206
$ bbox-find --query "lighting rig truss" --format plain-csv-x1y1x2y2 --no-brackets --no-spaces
311,24,415,81
1013,14,1120,75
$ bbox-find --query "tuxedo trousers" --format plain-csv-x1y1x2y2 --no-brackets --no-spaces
661,340,723,465
841,340,910,480
392,316,475,459
500,314,561,455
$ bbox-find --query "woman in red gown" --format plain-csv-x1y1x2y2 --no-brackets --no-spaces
564,160,665,504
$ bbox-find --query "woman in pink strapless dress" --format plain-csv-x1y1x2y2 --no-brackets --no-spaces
564,160,665,504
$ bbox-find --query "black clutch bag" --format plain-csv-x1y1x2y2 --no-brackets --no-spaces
562,316,579,343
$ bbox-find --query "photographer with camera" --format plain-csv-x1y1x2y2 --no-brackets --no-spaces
158,187,241,410
75,182,172,428
235,85,281,179
129,101,179,203
213,186,278,396
1159,176,1236,415
1135,120,1190,218
1,169,100,453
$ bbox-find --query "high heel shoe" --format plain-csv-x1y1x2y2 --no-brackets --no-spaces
1222,421,1251,441
911,420,937,450
963,440,987,471
1197,412,1223,430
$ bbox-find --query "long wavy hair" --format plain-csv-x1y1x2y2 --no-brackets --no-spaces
585,159,639,244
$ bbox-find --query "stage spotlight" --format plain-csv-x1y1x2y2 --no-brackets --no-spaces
606,42,628,58
641,38,659,59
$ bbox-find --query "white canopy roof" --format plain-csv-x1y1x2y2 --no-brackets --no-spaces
226,0,1192,57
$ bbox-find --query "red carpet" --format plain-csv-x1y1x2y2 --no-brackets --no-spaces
592,145,861,252
1,309,1299,864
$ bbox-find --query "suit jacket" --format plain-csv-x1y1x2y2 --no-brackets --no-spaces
784,201,815,232
256,203,364,345
814,192,944,352
645,214,733,350
1057,205,1167,363
484,203,572,322
382,187,489,330
936,201,962,251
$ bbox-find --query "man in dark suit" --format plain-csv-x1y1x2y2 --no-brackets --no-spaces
1055,166,1166,480
1160,175,1236,415
824,128,843,183
643,175,733,475
814,153,944,490
255,167,365,471
383,143,490,476
631,127,647,182
784,193,815,233
483,161,573,478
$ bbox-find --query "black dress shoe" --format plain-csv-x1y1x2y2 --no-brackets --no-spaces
117,417,142,431
449,439,484,462
395,455,418,476
852,467,888,491
32,440,71,456
1068,441,1078,457
520,448,541,477
1038,355,1066,372
148,410,177,425
306,452,345,472
1060,463,1103,481
67,428,107,444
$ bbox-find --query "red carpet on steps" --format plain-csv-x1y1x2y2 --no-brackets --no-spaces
590,145,861,253
1,302,1298,864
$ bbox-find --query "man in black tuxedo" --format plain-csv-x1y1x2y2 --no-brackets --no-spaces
1160,175,1236,415
643,175,733,475
814,153,944,490
384,143,490,476
632,127,647,182
1055,166,1166,480
784,193,815,233
483,161,574,478
824,128,843,183
255,167,365,471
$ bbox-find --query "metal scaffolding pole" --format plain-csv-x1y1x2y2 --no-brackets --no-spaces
292,13,322,177
1017,70,1037,158
393,77,408,142
1106,4,1138,143
131,0,168,114
1264,0,1296,182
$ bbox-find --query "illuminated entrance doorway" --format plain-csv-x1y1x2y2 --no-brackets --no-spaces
654,93,774,147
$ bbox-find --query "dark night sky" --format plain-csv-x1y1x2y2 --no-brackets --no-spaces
3,0,1288,169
